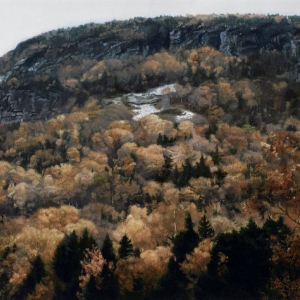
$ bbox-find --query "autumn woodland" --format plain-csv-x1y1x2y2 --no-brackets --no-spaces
1,14,300,299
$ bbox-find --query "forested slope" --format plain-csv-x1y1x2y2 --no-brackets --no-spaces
0,14,300,300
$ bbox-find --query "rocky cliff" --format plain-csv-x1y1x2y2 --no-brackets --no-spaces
1,14,300,123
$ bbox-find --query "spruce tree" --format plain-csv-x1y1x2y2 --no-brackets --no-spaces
84,275,100,299
96,264,120,300
154,257,188,299
157,133,163,146
163,153,172,170
197,155,211,178
16,255,46,299
212,145,220,165
263,216,291,242
101,233,116,262
198,215,215,241
31,255,46,283
172,165,180,185
185,212,195,231
52,231,81,299
215,168,227,187
53,231,80,283
79,228,97,259
172,213,200,263
205,218,272,298
118,234,134,259
156,153,172,182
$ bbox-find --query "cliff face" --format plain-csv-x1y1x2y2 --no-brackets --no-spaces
1,15,300,123
171,18,300,55
0,90,63,124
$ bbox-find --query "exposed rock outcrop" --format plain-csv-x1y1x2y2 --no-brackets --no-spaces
1,15,300,123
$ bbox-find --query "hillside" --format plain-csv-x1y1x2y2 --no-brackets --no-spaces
0,14,300,123
0,14,300,300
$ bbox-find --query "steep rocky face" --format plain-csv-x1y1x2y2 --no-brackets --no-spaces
1,15,300,123
0,90,64,124
170,18,300,56
2,16,300,76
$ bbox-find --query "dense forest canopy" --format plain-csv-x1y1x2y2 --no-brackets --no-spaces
1,13,300,299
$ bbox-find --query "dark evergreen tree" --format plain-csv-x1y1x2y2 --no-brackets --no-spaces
185,212,194,231
15,255,46,299
194,155,211,178
96,264,120,300
263,216,291,243
172,213,200,263
124,277,145,300
205,123,218,139
0,272,9,299
212,145,220,165
153,257,188,300
172,165,180,185
53,231,80,283
156,153,172,182
83,263,120,300
176,172,189,189
176,159,193,188
133,247,141,258
52,231,81,299
198,214,215,241
118,234,134,259
84,275,100,300
1,246,10,259
157,133,176,147
157,133,163,146
203,218,272,299
101,234,116,262
79,228,97,259
163,153,172,170
31,255,46,284
183,158,193,176
201,155,211,178
215,168,227,187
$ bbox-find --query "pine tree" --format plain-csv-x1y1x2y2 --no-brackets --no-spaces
118,234,134,259
175,159,192,188
52,231,81,299
215,168,227,187
79,228,97,259
172,165,180,185
205,218,272,298
157,133,163,146
53,231,80,283
95,263,120,300
185,212,195,231
263,216,291,242
156,153,172,182
16,255,46,299
172,213,200,263
212,145,220,165
163,153,172,170
205,123,218,139
31,255,46,283
101,233,116,262
198,215,215,241
176,172,189,189
195,155,211,178
154,257,188,299
84,275,101,299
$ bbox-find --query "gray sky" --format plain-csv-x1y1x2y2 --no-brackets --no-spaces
0,0,300,57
